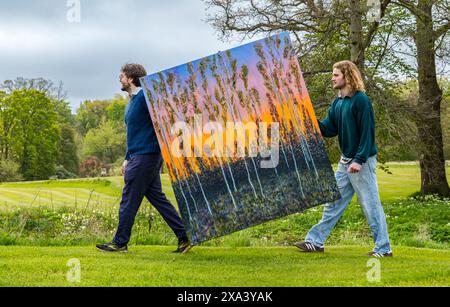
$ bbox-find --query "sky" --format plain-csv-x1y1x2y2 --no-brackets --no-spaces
0,0,262,112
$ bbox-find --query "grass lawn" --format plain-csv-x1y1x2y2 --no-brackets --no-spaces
0,163,448,286
0,164,449,209
0,245,448,287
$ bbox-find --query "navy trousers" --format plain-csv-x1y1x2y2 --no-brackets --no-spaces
113,153,187,246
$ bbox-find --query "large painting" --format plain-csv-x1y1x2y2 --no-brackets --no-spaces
140,32,340,245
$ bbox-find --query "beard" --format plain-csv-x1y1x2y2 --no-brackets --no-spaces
121,84,129,92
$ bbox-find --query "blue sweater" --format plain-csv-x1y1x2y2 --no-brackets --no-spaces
124,89,160,160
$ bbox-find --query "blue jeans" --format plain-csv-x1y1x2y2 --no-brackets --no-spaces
305,156,392,254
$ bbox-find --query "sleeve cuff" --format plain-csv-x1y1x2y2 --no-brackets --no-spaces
353,157,365,165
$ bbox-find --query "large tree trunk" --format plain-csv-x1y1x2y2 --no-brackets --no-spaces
415,0,450,197
348,0,365,74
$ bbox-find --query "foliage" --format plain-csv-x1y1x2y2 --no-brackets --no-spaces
0,79,80,180
441,79,450,160
57,125,80,175
0,89,60,180
54,165,78,180
106,94,128,123
0,159,22,182
204,0,450,195
82,121,126,164
0,195,448,249
79,156,102,178
75,99,111,136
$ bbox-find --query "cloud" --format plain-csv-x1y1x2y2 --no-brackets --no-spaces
0,0,235,111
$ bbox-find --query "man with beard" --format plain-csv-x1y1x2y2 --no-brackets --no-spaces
96,63,191,253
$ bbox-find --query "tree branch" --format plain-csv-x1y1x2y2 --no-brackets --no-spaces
364,0,392,49
434,21,450,40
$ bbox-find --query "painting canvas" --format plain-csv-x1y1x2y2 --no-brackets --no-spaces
140,32,341,245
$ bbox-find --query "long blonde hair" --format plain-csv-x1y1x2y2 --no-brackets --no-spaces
333,61,366,93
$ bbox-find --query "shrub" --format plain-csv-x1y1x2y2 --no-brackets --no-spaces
79,156,102,178
54,165,78,179
0,159,23,182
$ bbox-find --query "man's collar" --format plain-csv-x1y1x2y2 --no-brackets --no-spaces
131,87,142,97
338,90,357,98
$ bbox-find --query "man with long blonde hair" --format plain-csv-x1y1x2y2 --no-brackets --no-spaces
295,61,393,257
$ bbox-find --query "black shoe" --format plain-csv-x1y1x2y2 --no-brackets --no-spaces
366,251,393,258
294,241,324,253
96,242,128,253
173,238,193,254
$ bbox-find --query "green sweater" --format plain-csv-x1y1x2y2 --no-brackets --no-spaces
318,91,378,165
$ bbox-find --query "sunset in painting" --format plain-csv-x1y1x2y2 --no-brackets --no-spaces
140,32,340,244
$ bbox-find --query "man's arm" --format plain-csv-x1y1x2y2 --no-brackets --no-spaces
318,102,338,138
353,95,376,166
122,151,130,176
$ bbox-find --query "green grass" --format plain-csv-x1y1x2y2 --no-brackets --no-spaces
376,163,436,201
0,164,449,249
0,245,448,286
0,176,175,211
0,163,448,286
1,164,448,209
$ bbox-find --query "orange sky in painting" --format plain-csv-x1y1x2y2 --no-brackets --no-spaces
143,35,323,182
157,85,320,182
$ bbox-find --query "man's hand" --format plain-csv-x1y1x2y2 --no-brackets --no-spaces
348,162,362,173
121,160,128,176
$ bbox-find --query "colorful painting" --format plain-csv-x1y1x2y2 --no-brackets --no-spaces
140,32,340,245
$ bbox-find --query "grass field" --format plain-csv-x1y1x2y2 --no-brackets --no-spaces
0,163,449,287
1,164,448,209
0,245,448,287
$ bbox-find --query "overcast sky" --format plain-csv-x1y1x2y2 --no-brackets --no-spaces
0,0,259,112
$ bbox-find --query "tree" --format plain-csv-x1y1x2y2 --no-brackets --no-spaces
58,125,80,175
79,156,102,178
82,121,126,164
204,0,404,164
106,94,128,124
0,90,14,161
0,159,22,182
1,78,81,178
204,0,450,196
1,90,60,180
76,94,128,172
442,79,450,160
52,92,80,175
393,0,450,196
205,0,393,79
1,77,68,101
76,99,110,136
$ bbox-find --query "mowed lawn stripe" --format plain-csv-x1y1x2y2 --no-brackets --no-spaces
0,193,20,205
0,187,120,209
0,188,86,207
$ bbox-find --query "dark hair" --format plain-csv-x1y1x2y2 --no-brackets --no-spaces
121,63,147,87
